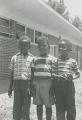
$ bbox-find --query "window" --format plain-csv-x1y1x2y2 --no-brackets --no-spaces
26,27,34,42
0,32,13,38
48,34,58,44
0,17,9,27
9,20,13,29
16,24,25,32
0,32,9,37
50,45,54,56
35,31,42,43
42,33,48,38
72,45,76,52
9,34,14,38
49,45,58,56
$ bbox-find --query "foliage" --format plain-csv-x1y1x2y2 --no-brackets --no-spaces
43,0,82,32
72,16,80,28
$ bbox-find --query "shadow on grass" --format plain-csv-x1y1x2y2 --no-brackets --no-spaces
0,80,9,94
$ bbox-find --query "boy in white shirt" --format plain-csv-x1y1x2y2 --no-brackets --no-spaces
8,35,33,120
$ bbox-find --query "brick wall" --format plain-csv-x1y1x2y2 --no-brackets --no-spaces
0,16,81,81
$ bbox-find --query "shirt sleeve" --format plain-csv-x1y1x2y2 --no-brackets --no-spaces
9,56,15,71
30,57,35,69
51,57,58,75
71,59,80,79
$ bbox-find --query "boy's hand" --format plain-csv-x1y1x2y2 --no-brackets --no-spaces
49,86,54,96
66,73,73,81
8,88,12,98
61,73,73,81
30,84,36,97
52,74,66,80
52,73,73,81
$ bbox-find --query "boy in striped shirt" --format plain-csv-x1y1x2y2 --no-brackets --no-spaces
31,36,57,120
53,39,80,120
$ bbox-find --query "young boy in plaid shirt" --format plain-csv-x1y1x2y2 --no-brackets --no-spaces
8,35,33,120
31,36,57,120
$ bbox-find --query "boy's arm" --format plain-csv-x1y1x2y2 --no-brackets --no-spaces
72,60,80,79
30,67,34,87
30,57,36,97
30,67,36,97
8,70,14,97
65,59,80,81
8,56,15,97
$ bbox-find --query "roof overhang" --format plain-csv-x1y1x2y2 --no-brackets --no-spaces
0,0,82,46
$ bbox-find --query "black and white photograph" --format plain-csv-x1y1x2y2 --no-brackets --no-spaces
0,0,82,120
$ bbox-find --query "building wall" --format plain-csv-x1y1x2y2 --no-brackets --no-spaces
0,16,81,80
80,50,82,70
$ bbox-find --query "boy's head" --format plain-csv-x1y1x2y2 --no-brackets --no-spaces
37,36,49,56
18,35,31,55
58,39,72,59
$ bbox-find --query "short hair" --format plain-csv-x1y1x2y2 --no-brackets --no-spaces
18,35,31,48
59,39,72,51
18,35,31,43
37,36,49,46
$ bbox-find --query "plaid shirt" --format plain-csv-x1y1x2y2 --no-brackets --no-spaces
10,52,33,80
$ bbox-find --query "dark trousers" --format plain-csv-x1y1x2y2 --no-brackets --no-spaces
54,80,76,120
13,80,31,120
37,105,52,120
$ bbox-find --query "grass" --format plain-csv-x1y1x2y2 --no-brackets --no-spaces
0,77,82,120
0,80,9,94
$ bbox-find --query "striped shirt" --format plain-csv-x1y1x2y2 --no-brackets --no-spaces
56,58,80,79
32,55,57,80
10,52,33,80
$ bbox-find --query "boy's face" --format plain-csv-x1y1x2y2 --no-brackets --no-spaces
59,44,69,58
38,40,49,56
19,39,30,55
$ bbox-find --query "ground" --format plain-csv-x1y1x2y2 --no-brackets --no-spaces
0,74,82,120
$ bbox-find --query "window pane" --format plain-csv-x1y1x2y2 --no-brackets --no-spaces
10,20,12,29
48,34,58,44
9,34,13,38
26,28,34,42
35,31,42,43
50,45,54,56
16,24,25,32
16,31,25,38
0,17,9,27
54,45,56,56
0,32,9,37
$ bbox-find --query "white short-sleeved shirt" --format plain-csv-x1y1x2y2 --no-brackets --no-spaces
10,52,33,80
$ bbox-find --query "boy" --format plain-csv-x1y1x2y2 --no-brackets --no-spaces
31,36,57,120
8,35,33,120
53,39,80,120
